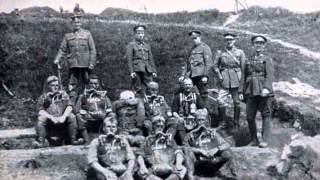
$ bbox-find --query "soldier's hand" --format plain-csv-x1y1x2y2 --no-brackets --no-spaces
201,76,208,83
261,88,270,97
208,148,219,157
130,72,137,78
88,64,94,70
218,75,223,82
178,76,184,82
54,59,59,65
102,169,117,179
152,73,157,78
239,93,244,101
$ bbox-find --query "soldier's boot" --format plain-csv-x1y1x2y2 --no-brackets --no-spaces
218,106,227,129
32,137,49,148
166,174,180,180
233,105,241,130
81,129,89,143
247,118,259,146
260,116,271,148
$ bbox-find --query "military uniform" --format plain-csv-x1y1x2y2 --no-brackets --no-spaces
239,35,274,146
87,135,135,180
112,98,145,146
36,90,77,144
213,46,245,129
138,133,186,180
126,40,157,94
183,127,236,178
55,27,97,100
75,89,112,137
171,92,205,145
183,41,213,100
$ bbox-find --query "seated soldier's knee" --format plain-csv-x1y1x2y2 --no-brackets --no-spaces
37,115,48,125
220,150,233,162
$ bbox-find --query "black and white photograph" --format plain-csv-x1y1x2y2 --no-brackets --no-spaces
0,0,320,179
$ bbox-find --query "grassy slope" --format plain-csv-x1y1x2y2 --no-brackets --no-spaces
229,6,320,52
1,9,320,128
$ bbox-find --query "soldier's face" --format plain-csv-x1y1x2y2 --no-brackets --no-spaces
104,120,117,135
48,81,59,92
192,36,201,45
225,39,235,48
135,30,145,41
147,87,158,97
154,121,165,133
197,117,208,127
183,80,193,93
72,20,82,31
253,42,265,53
88,78,99,90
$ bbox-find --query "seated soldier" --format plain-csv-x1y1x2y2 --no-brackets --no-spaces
112,90,145,147
75,74,112,143
183,109,237,179
171,78,205,145
87,114,135,180
137,115,186,180
33,75,78,148
143,81,177,136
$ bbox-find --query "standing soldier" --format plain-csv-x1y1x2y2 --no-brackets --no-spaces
54,14,97,104
126,25,157,96
239,35,274,148
212,33,246,130
180,30,213,104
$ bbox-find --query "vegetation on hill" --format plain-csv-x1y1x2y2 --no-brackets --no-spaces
230,6,320,52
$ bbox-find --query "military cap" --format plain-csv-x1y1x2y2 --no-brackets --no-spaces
71,13,82,21
195,109,208,119
188,30,201,37
223,33,237,40
251,35,267,43
152,115,166,124
133,25,146,32
147,81,159,89
89,74,99,80
46,75,59,84
120,90,135,100
103,113,118,124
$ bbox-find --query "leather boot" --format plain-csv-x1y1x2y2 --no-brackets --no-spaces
218,106,227,129
234,105,240,129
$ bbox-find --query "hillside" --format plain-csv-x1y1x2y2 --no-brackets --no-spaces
229,6,320,52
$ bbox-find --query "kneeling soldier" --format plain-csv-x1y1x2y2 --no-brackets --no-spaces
184,109,236,179
75,74,112,143
137,115,186,180
112,90,145,146
34,75,78,147
87,115,135,180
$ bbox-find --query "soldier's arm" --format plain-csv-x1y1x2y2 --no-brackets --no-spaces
88,32,97,69
216,133,231,151
122,137,135,173
203,45,213,76
54,35,68,64
61,92,73,118
88,139,110,175
37,94,55,120
212,50,223,79
104,96,112,114
264,57,274,92
74,94,83,113
125,43,134,74
238,59,247,94
171,95,180,114
148,45,157,73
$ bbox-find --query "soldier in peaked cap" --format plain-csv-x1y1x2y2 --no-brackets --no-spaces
212,32,246,131
54,13,97,105
180,30,213,105
239,34,274,148
126,25,157,96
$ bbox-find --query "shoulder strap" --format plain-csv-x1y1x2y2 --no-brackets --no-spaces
225,48,240,66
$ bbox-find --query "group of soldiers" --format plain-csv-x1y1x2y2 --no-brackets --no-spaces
33,13,274,179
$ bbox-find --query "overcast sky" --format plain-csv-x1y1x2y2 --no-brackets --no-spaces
1,0,320,14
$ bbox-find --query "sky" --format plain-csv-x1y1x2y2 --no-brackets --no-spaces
1,0,320,14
